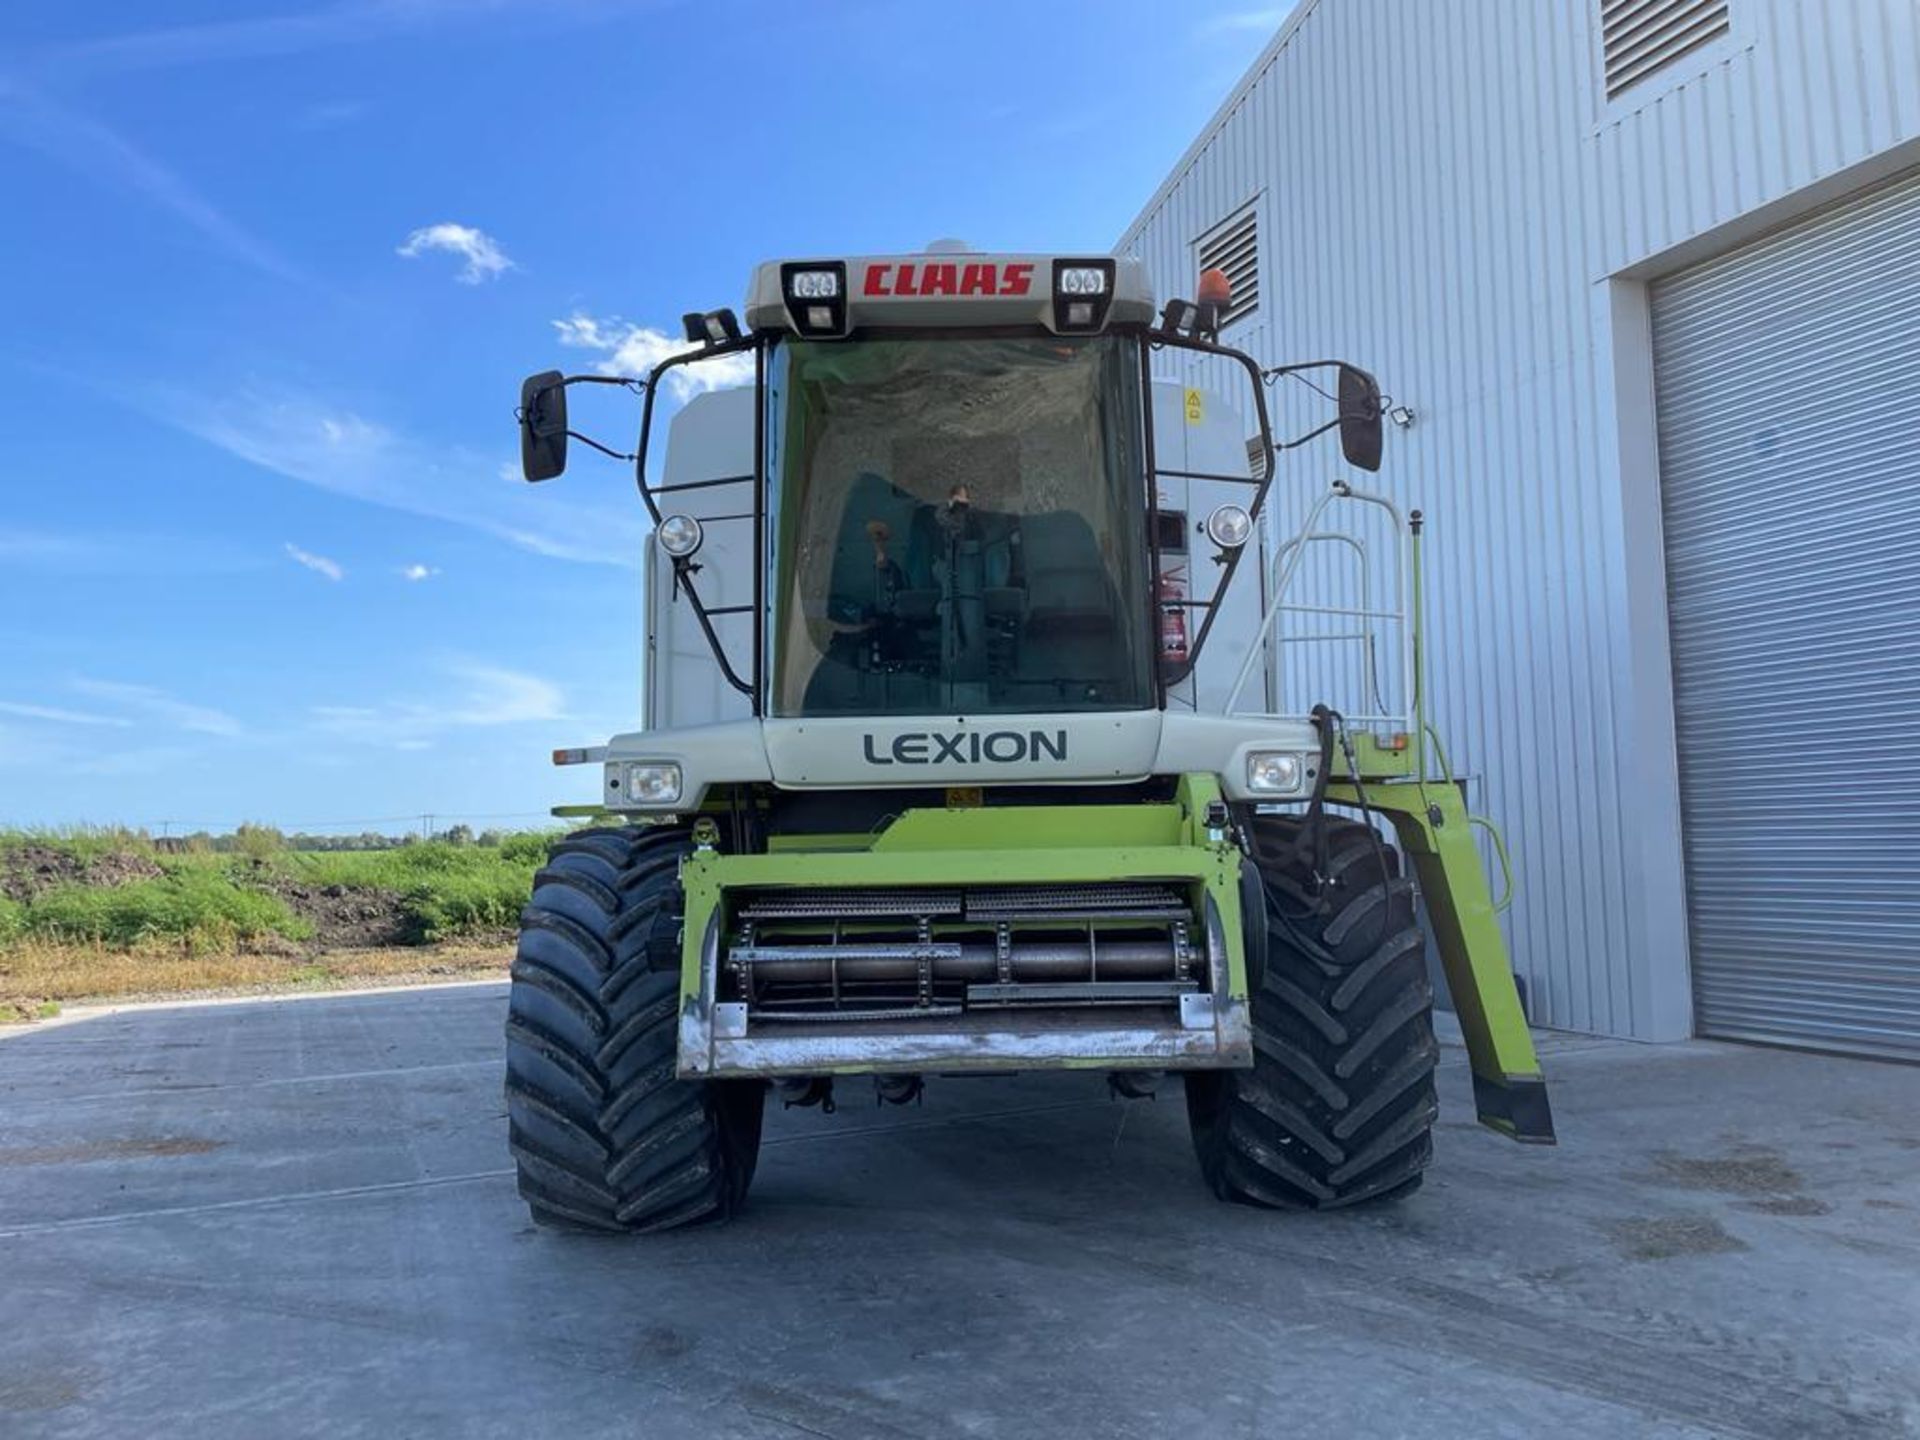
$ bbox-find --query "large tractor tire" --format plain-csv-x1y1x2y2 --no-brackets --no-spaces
504,825,765,1233
1186,813,1438,1209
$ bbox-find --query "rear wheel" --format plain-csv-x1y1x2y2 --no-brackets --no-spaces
1186,814,1438,1209
505,825,765,1233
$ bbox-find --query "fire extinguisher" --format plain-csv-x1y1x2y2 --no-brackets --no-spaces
1159,564,1188,664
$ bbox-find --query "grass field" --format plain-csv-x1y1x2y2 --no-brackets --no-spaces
0,828,555,1021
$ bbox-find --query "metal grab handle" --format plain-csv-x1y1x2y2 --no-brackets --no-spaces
1227,480,1414,729
1468,812,1517,914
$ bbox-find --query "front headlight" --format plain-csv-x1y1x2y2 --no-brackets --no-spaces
609,761,682,807
1245,751,1304,795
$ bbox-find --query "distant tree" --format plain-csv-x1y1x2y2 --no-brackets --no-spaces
477,829,505,848
234,823,284,863
442,823,475,847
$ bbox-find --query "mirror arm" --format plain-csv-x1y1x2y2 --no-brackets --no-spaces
517,373,650,479
1263,360,1353,380
564,429,637,464
525,373,648,412
1276,416,1341,452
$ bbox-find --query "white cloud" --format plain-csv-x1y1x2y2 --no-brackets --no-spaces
0,526,98,562
311,662,565,749
0,85,296,281
1196,7,1291,38
33,2,639,82
0,523,261,576
0,717,193,778
285,542,344,580
297,98,369,130
446,664,566,726
144,386,646,567
0,700,132,728
70,678,243,738
554,314,756,400
400,563,440,582
398,222,513,284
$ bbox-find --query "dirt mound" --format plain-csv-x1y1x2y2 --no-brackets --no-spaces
1,845,164,902
271,882,412,949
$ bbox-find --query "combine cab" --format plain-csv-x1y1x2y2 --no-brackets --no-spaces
506,249,1553,1233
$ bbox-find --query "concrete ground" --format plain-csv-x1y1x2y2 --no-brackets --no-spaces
1,985,1916,1440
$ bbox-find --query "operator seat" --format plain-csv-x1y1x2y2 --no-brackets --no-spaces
1020,510,1120,636
803,471,934,713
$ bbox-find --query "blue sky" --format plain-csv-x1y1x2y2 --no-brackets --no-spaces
0,0,1289,834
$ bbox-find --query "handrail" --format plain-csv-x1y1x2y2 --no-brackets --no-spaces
1224,481,1414,732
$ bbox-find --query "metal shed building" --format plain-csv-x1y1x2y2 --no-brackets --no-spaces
1120,0,1920,1051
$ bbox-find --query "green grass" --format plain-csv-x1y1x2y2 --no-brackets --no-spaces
0,826,156,863
20,869,309,949
271,841,548,942
2,829,560,951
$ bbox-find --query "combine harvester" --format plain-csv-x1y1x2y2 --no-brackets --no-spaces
507,248,1554,1233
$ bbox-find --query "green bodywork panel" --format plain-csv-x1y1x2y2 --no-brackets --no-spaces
1323,775,1554,1142
659,760,1549,1137
678,774,1249,1020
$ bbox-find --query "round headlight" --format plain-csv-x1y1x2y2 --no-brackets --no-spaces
657,514,704,559
1204,503,1254,551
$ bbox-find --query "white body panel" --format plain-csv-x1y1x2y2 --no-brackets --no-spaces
1147,379,1271,715
635,368,1294,798
604,709,1320,809
645,387,756,730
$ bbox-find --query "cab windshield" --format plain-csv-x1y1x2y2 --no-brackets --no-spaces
767,334,1152,718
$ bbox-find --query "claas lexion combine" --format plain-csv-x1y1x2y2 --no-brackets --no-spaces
506,249,1554,1234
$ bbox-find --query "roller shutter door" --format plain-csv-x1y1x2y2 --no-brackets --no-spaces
1652,168,1920,1059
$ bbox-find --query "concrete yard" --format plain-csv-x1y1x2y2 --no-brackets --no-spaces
1,985,1916,1439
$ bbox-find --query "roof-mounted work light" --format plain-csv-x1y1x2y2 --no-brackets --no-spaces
1156,298,1198,337
781,261,848,336
680,309,742,345
1051,258,1115,332
1155,269,1235,341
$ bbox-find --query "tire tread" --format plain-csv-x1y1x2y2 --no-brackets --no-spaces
1187,815,1438,1211
504,825,763,1234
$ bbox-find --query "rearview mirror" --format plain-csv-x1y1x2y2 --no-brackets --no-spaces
1337,364,1383,473
519,370,568,482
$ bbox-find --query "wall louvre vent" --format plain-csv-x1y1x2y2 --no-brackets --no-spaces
1246,435,1270,481
1195,205,1259,329
1602,0,1730,99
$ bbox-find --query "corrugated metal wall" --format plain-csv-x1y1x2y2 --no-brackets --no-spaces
1118,0,1920,1038
1652,167,1920,1058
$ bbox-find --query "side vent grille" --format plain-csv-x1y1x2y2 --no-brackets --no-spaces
1246,435,1270,481
1602,0,1730,99
1195,205,1259,329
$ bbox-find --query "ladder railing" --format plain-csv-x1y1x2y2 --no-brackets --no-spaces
1224,480,1415,732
